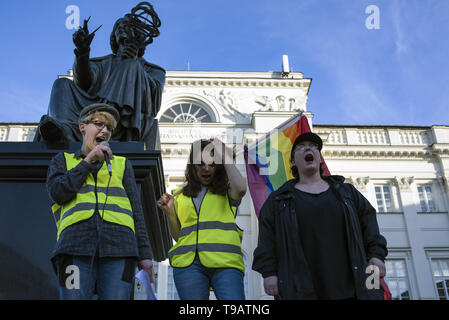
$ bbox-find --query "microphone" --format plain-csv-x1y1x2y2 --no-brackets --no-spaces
100,141,112,176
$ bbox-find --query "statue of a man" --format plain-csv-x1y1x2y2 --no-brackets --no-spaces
36,2,165,149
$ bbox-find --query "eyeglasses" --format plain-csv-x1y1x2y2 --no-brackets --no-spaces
84,120,114,132
294,143,319,152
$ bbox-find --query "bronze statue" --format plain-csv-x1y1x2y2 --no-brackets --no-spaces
35,2,165,149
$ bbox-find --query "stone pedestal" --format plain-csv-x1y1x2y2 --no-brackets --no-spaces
0,142,170,299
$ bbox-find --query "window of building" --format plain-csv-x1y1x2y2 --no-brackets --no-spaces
22,128,36,142
160,103,213,123
375,185,393,213
152,261,159,296
243,253,249,299
430,259,449,300
384,259,411,300
417,185,437,212
0,128,8,141
166,266,180,300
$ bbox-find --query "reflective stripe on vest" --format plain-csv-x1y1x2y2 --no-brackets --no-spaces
51,152,135,240
168,187,245,273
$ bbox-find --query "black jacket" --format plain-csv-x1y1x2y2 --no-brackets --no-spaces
252,175,388,300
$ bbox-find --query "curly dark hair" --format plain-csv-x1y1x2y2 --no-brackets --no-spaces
182,139,228,197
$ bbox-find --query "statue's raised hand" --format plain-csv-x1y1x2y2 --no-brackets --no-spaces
73,18,95,55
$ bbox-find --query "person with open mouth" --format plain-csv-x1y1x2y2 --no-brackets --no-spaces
46,103,154,300
157,138,247,300
253,132,388,300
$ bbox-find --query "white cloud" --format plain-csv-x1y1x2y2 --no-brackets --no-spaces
392,0,408,57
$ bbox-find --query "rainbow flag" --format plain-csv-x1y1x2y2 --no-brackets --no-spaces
244,114,330,217
381,279,392,300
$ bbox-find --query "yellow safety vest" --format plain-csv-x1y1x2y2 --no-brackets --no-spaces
51,152,135,240
168,187,245,273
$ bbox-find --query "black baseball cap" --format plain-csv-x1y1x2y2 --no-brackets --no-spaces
292,132,323,154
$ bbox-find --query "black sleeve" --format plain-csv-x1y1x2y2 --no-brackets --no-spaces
122,159,153,261
348,184,388,261
252,194,278,278
46,153,95,205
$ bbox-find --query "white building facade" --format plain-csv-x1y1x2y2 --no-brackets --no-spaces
2,68,449,300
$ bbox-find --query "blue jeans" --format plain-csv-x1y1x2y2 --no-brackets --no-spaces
173,256,245,300
56,255,136,300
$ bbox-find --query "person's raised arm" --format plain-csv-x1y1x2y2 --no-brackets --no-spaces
73,18,95,91
212,139,247,201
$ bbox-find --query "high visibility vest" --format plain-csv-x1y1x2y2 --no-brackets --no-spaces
168,187,245,273
51,152,135,240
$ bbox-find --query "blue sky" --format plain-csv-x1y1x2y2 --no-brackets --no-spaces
0,0,448,126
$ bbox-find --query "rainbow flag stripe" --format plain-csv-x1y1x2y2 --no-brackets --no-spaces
244,114,329,217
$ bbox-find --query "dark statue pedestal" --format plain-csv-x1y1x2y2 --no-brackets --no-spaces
0,142,171,299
